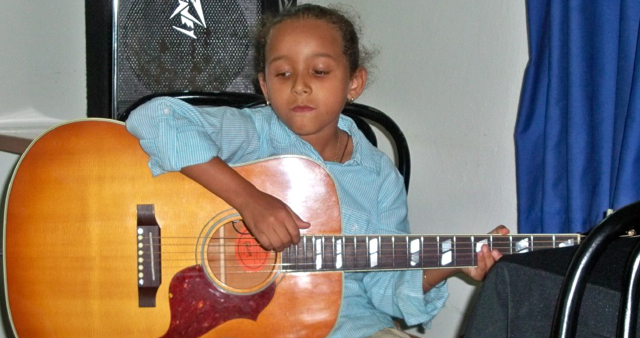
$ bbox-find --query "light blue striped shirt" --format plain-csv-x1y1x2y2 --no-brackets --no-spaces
126,97,448,338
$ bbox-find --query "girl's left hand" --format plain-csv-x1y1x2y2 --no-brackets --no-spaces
460,225,510,281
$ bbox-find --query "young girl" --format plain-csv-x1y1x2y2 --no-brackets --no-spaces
126,4,507,338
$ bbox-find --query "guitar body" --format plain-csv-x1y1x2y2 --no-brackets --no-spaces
3,119,343,337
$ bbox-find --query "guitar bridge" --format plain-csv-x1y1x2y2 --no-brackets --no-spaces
136,204,162,307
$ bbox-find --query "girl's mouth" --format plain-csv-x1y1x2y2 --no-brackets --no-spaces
291,105,315,113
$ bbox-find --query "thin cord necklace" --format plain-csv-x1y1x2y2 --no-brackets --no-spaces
332,132,341,162
334,132,350,163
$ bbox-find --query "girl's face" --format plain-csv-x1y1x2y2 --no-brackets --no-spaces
258,18,366,141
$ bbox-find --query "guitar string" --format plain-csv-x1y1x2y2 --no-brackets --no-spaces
138,239,582,251
136,239,574,277
130,237,582,274
137,234,583,252
137,237,583,252
136,242,579,256
147,240,558,278
141,235,584,243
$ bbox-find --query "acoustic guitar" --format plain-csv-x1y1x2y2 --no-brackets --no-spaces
3,119,581,337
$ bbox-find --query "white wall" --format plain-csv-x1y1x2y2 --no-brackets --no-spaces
0,2,87,337
0,1,527,337
0,0,86,199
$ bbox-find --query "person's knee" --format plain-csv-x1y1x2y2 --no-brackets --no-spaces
368,327,417,338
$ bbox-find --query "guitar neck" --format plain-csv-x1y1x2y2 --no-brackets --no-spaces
282,233,582,273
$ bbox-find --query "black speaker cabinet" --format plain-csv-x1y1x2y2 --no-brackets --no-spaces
86,0,295,119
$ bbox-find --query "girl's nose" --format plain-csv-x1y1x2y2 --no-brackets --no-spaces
291,74,311,95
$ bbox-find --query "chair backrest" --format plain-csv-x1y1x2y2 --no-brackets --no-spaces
118,91,411,191
551,200,640,338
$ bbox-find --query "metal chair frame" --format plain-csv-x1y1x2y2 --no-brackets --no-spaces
552,200,640,338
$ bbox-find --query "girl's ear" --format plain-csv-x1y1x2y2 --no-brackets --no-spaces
348,67,367,101
258,73,269,101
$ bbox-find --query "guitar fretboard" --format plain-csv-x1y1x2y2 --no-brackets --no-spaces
281,234,581,272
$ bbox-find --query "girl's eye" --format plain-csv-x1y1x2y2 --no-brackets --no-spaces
313,70,329,76
275,71,291,77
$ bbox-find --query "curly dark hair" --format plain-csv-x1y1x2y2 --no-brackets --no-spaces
254,4,366,77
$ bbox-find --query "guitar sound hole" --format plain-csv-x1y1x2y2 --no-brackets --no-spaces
205,221,280,294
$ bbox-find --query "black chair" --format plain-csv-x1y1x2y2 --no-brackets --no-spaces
552,200,640,338
118,91,411,191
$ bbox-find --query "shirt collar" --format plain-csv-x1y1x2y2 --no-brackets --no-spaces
260,106,381,173
337,115,380,173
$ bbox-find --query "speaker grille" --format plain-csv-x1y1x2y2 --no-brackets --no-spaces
115,0,261,117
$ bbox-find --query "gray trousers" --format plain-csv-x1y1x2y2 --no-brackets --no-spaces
464,237,640,338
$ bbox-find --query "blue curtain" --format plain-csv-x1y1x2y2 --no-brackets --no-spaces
515,0,640,234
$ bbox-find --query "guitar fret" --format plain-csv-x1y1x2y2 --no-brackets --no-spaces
397,236,403,268
379,236,391,269
473,235,490,260
366,236,370,268
283,243,292,271
291,237,299,271
422,236,438,268
315,237,323,270
471,235,476,267
394,235,408,269
440,236,453,267
375,236,380,268
453,236,457,266
491,235,511,256
391,236,395,268
436,236,440,267
509,235,514,254
530,234,534,251
366,236,370,269
417,236,422,267
288,242,294,271
471,236,476,266
355,236,368,270
544,235,553,250
335,236,344,270
318,236,325,270
369,236,379,268
305,236,314,271
409,236,420,268
296,239,303,271
323,236,334,270
343,236,355,270
367,236,375,268
319,236,325,268
406,236,411,268
455,235,473,267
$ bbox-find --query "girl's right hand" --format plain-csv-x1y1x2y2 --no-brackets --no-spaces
180,157,310,252
236,189,311,252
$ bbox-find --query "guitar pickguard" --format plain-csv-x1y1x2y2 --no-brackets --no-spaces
162,265,276,338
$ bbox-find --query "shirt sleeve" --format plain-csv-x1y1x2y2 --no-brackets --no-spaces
125,97,261,176
361,157,449,327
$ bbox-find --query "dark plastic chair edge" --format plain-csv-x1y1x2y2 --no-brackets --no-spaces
117,91,267,122
551,200,640,338
619,239,640,338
